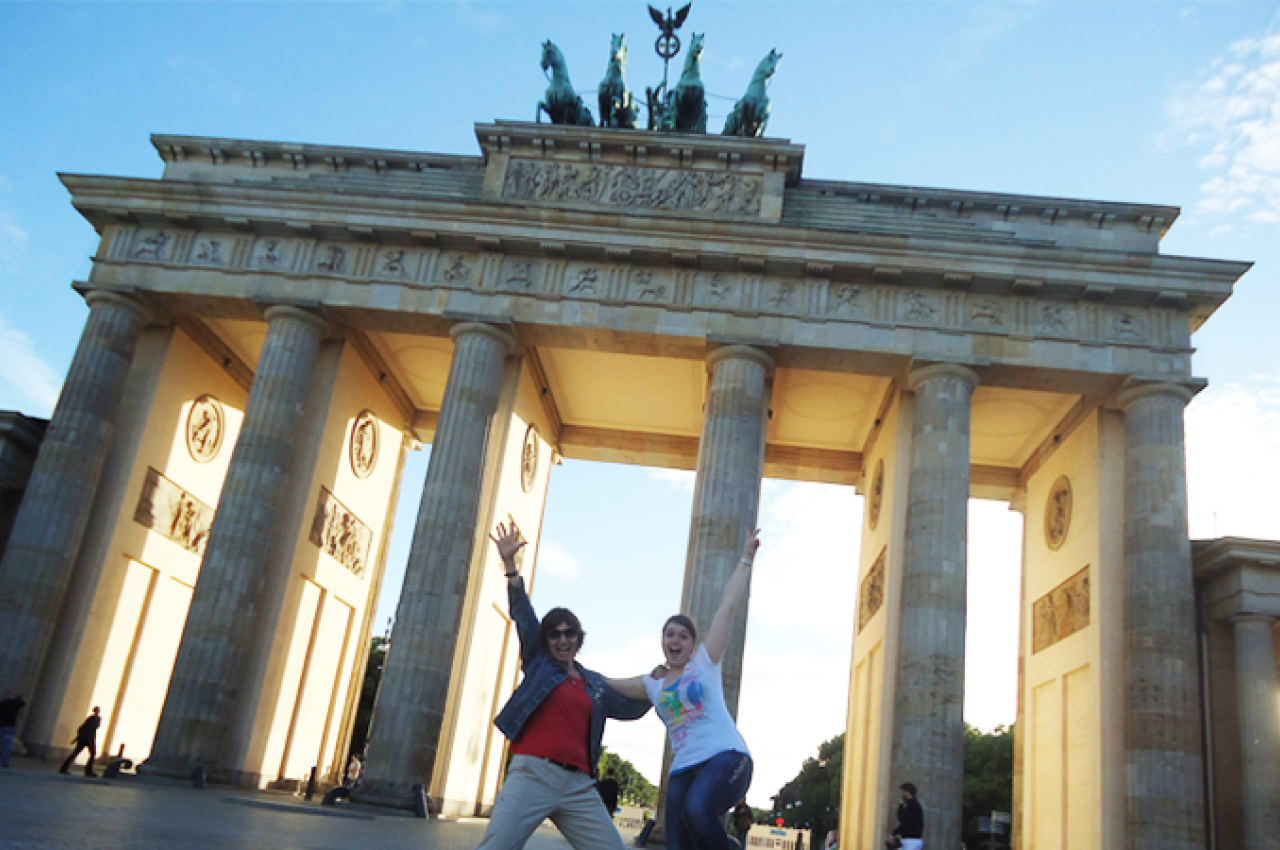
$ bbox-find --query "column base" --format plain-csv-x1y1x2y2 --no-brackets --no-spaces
348,777,429,812
137,754,226,784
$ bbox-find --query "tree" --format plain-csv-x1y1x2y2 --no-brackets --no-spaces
771,733,844,839
598,747,659,809
962,724,1014,849
348,635,388,757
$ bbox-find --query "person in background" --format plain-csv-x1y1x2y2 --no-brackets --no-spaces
732,800,754,845
890,783,924,850
596,768,620,814
59,706,101,777
0,692,25,768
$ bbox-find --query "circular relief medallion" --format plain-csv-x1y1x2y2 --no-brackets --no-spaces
186,395,225,463
520,425,539,493
868,459,885,531
350,410,379,479
1045,475,1073,551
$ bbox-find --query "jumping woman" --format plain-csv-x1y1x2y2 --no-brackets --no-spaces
608,531,761,850
478,519,652,850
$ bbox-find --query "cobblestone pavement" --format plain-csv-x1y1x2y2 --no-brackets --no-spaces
0,759,605,849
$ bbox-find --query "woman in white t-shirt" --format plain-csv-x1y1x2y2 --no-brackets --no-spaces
608,532,760,850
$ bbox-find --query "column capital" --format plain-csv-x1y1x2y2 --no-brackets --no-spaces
1229,612,1278,628
707,344,774,373
83,289,152,324
1116,380,1196,412
905,362,979,393
449,321,516,354
262,304,330,337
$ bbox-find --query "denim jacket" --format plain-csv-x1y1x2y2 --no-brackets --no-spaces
493,577,650,778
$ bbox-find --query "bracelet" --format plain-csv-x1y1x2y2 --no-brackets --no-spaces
505,572,518,578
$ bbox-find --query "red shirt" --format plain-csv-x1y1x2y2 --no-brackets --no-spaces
509,674,592,773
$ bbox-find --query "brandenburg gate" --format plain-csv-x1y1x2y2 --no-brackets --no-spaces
0,118,1250,849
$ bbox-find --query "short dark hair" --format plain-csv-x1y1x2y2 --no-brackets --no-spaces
663,614,698,643
900,782,917,797
541,607,585,649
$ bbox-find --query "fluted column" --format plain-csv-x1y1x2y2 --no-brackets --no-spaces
681,345,772,714
355,322,514,809
1230,614,1280,849
146,305,329,779
0,290,150,700
889,362,978,850
1118,382,1206,850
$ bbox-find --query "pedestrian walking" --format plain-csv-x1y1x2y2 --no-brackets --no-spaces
732,800,754,845
596,769,620,814
59,707,101,777
888,782,924,850
0,692,25,768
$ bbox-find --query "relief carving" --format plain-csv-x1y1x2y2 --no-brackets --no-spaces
521,425,539,493
501,159,763,217
505,260,535,289
632,270,666,301
134,468,214,555
1045,475,1072,551
350,410,379,479
309,487,373,577
857,547,887,633
441,254,472,283
133,231,170,261
194,239,224,265
969,299,1005,326
256,239,288,269
1112,309,1147,341
186,395,225,463
708,273,732,304
381,249,406,275
832,285,861,314
902,290,936,323
1036,304,1070,335
768,282,797,309
1032,565,1091,653
567,267,600,295
317,245,346,273
868,458,885,531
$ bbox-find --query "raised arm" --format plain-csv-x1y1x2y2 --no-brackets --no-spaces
704,530,760,664
491,517,538,663
603,675,650,701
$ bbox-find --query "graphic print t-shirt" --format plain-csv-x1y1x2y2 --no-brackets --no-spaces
644,643,750,773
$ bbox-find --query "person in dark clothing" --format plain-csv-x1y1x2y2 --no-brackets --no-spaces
59,707,101,777
596,769,620,814
0,692,25,768
889,782,924,850
732,801,754,845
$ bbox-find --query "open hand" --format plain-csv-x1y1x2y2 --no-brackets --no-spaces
489,515,526,568
740,528,761,564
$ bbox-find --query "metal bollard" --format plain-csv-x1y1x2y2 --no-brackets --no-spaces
193,766,206,789
412,783,430,819
304,766,318,801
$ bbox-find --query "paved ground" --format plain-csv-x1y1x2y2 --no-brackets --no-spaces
0,757,609,849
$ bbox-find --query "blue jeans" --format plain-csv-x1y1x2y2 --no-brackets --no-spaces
665,750,753,850
0,726,15,767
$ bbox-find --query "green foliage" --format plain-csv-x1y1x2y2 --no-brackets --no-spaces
598,748,659,808
771,733,844,837
348,636,388,757
962,724,1014,849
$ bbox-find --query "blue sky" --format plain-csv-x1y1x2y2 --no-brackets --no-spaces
5,1,1280,807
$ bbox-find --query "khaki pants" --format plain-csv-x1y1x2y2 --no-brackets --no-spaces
478,755,624,850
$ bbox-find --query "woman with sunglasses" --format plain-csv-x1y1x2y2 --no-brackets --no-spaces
478,519,652,850
607,531,761,850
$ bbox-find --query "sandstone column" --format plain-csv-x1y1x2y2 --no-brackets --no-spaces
1230,614,1280,850
681,344,773,716
146,305,329,779
888,362,978,850
0,290,150,700
1117,382,1206,850
354,322,514,809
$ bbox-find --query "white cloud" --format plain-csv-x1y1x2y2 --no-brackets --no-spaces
0,310,62,416
1173,30,1280,221
647,468,696,492
1186,375,1280,540
0,211,29,271
536,540,581,580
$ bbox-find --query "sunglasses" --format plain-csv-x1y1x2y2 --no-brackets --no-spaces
550,627,580,640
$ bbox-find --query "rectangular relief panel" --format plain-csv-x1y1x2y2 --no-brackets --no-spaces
133,467,215,555
309,486,373,577
1033,566,1091,653
857,547,887,633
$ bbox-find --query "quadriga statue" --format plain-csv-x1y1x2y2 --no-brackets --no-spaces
537,40,594,126
598,33,639,129
723,49,781,138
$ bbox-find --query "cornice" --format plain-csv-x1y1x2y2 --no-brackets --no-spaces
59,173,1249,316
